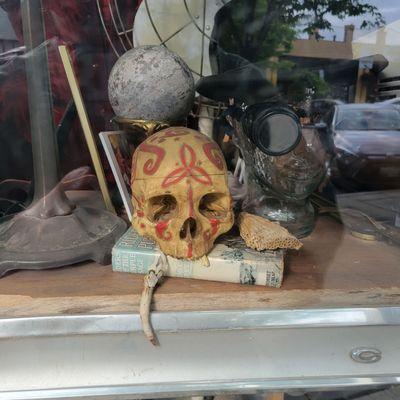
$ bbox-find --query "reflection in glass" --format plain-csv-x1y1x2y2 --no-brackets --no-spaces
233,116,326,238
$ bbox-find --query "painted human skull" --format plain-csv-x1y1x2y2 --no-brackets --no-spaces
131,127,234,259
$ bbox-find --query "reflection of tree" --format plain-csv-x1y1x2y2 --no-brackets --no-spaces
288,70,330,103
213,0,295,66
296,0,384,38
213,0,385,65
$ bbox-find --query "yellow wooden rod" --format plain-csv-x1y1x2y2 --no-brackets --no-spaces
58,45,115,213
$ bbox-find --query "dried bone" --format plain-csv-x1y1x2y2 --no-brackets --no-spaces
139,254,167,345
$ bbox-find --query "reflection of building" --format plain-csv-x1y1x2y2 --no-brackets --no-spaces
273,25,387,103
353,20,400,100
275,26,357,103
291,25,355,60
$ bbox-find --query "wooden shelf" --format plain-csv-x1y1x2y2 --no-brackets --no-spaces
1,216,400,317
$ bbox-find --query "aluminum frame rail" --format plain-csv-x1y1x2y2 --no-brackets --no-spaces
1,307,400,399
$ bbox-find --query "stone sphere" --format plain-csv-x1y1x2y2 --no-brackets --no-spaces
108,45,195,122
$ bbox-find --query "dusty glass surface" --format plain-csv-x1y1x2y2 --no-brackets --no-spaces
0,0,399,305
1,1,400,398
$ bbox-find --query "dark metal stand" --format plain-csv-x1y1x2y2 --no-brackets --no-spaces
0,0,125,277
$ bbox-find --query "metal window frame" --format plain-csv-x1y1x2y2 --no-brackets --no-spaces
1,307,400,400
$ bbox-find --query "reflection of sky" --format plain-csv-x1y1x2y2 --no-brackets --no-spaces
299,0,400,40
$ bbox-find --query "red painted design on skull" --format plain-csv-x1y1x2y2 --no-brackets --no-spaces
203,219,220,241
188,184,194,218
149,128,190,144
187,242,193,258
155,220,172,241
210,219,220,235
132,193,144,218
162,128,190,138
138,143,165,175
162,144,212,188
203,142,224,171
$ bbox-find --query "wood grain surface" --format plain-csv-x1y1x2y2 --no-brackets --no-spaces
1,216,400,317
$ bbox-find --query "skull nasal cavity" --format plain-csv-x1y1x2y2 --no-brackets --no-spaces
180,217,197,239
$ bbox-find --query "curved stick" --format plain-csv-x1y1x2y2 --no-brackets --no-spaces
139,254,167,345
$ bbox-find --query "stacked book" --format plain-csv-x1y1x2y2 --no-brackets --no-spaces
112,228,284,287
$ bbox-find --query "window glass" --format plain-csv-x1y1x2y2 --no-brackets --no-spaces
0,0,399,320
336,107,400,130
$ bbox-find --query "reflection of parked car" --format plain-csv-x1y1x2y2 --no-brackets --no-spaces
315,104,400,190
310,99,344,124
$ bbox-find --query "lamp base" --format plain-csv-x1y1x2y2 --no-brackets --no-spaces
0,205,126,277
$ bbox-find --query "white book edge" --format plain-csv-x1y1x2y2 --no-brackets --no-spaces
112,244,284,287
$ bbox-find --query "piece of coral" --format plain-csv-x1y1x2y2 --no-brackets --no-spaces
237,212,302,251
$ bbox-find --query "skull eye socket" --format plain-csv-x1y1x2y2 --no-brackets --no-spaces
148,195,178,222
199,193,230,219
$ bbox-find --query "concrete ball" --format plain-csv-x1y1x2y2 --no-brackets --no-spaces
108,45,195,122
